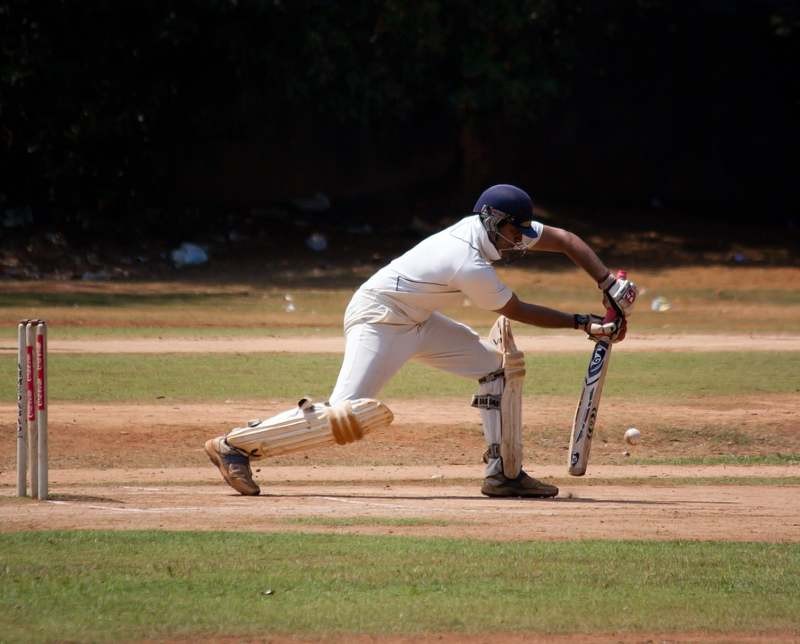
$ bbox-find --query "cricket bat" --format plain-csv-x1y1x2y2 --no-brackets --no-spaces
567,271,626,476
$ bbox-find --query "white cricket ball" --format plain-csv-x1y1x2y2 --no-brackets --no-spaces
624,427,641,445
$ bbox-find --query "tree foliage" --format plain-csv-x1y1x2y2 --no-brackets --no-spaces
1,1,797,220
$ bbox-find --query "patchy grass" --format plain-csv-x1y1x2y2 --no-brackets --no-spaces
0,351,797,403
2,266,800,335
1,531,799,641
14,325,342,339
0,288,352,331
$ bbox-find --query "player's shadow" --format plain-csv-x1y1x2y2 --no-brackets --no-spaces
259,492,671,505
263,493,487,501
47,492,122,503
260,493,736,506
554,496,736,505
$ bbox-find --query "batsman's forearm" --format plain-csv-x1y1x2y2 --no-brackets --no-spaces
535,227,611,284
502,301,575,329
561,231,610,283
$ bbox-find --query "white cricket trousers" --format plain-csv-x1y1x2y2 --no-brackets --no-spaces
329,311,502,405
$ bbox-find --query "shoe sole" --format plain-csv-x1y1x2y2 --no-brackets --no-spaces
481,486,558,499
204,439,260,496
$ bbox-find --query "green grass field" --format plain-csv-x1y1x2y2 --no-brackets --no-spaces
0,351,797,403
1,532,798,641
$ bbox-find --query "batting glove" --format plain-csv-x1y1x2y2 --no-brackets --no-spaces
598,273,638,318
574,313,627,343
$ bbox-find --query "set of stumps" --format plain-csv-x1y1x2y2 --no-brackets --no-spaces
16,319,48,500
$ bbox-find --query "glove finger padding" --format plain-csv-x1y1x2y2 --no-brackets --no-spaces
599,275,639,317
582,314,626,343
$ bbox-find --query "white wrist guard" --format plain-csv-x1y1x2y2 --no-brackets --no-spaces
597,273,616,291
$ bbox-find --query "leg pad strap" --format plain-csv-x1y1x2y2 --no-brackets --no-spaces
471,394,501,410
227,397,393,458
328,400,366,444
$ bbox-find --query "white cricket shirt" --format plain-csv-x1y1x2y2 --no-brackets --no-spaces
349,215,543,325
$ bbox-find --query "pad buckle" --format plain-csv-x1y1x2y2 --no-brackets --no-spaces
482,443,501,463
478,368,505,384
471,394,501,410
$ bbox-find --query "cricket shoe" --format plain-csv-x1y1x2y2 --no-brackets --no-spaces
481,470,558,498
204,437,261,496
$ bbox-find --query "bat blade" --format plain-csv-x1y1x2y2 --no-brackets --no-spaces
567,339,613,476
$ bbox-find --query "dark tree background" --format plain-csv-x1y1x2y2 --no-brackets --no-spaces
1,0,798,241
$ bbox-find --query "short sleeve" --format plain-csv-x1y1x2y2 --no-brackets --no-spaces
453,264,512,311
522,220,544,248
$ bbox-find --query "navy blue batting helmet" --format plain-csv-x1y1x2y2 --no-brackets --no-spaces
473,184,536,237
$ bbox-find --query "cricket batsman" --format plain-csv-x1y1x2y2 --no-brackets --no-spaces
205,184,636,497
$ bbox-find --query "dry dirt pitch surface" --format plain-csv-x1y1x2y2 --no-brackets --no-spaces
1,333,798,541
2,466,799,544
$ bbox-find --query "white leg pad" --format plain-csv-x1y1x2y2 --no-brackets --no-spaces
226,397,394,458
473,373,504,476
488,316,525,478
